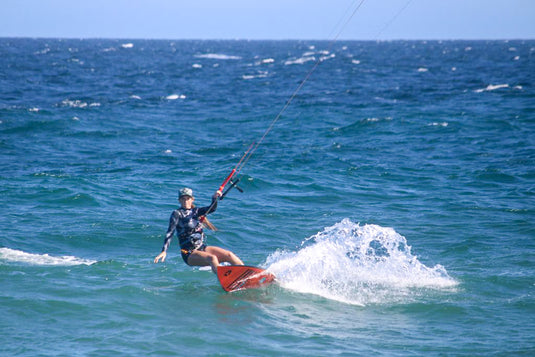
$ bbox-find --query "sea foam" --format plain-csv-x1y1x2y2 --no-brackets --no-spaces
0,248,96,266
265,219,457,305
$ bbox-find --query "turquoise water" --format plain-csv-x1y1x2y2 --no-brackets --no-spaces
1,39,534,355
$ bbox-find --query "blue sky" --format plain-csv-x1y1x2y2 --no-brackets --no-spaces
2,0,534,40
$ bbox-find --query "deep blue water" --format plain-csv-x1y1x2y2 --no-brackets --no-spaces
1,38,534,356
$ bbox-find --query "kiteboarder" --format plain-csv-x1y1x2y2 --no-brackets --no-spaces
154,187,244,273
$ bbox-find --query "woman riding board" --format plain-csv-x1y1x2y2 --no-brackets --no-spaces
154,187,244,273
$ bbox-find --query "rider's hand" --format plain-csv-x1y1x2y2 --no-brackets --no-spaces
154,251,166,263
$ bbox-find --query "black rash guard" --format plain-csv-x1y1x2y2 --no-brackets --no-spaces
160,196,218,254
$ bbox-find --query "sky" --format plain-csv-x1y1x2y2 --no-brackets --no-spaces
1,0,534,40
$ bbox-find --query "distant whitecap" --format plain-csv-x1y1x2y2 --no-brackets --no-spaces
62,99,87,108
320,53,335,61
166,94,186,100
284,56,315,65
195,53,241,60
121,43,134,49
417,67,428,72
35,47,51,55
474,84,509,93
242,71,268,80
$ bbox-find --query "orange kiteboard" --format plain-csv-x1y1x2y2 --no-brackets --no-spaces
217,265,275,292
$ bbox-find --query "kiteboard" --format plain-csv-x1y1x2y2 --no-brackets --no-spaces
217,265,275,292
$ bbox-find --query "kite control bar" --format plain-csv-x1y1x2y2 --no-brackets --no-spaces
217,168,243,200
220,178,243,200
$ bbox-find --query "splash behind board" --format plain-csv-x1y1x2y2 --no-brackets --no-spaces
217,265,275,292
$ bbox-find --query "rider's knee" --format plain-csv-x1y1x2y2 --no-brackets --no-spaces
208,254,219,266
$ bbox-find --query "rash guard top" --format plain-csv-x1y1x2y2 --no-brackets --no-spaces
161,197,218,253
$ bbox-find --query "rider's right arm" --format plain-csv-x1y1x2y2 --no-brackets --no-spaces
162,210,179,252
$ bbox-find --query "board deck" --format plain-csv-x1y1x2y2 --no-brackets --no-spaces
217,265,275,292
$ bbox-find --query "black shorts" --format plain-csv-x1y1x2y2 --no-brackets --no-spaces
180,244,207,265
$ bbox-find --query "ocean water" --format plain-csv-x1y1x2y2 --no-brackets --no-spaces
1,38,534,356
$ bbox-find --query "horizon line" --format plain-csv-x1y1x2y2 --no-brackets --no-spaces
2,36,534,42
